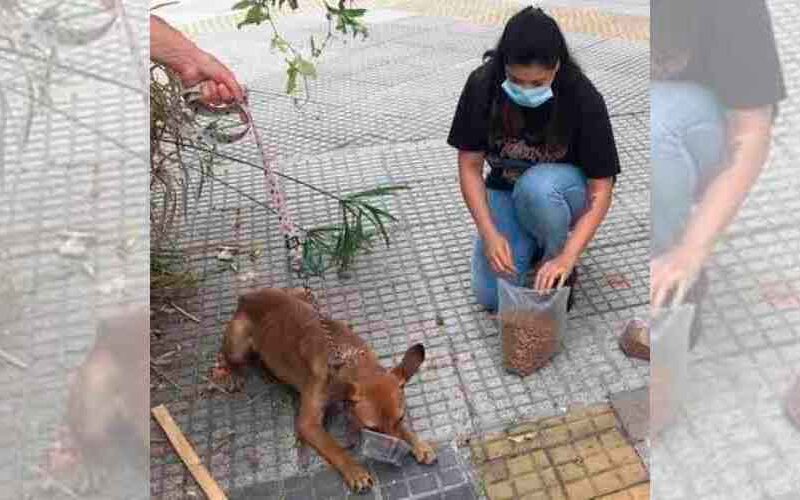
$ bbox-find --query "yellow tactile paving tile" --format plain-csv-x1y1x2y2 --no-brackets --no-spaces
168,0,648,41
468,404,650,499
372,0,649,41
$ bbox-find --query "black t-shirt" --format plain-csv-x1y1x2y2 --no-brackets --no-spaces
652,0,785,109
447,63,621,191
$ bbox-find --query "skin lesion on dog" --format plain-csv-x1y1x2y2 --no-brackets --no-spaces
212,287,437,492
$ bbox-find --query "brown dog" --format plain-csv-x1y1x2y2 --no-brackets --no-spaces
215,287,437,491
57,305,149,492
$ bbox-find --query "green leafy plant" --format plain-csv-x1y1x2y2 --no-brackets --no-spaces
150,4,222,290
232,0,368,97
150,63,222,251
303,186,409,275
149,0,405,285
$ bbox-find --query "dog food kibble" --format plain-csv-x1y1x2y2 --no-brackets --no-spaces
501,311,558,376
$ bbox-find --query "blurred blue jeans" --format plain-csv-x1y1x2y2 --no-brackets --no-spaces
472,163,587,311
651,81,728,256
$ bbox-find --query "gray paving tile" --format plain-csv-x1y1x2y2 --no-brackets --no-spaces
229,444,474,500
585,66,648,114
610,387,649,442
574,37,649,75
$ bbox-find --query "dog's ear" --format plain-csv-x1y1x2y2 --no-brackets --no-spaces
391,344,425,386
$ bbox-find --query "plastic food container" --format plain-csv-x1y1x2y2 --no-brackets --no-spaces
650,304,696,436
359,429,411,466
498,279,571,376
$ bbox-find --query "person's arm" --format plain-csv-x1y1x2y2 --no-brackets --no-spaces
534,177,613,290
535,81,620,290
150,14,192,67
150,14,244,104
651,106,774,306
458,150,516,277
458,151,495,243
564,178,613,259
651,0,784,307
681,107,772,254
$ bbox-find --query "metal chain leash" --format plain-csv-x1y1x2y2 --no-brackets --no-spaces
301,271,323,316
183,86,344,356
300,266,352,367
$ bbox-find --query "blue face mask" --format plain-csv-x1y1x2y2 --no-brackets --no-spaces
502,79,553,108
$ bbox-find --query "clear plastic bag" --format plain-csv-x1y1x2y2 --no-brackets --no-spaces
358,429,411,466
498,278,571,377
650,304,696,436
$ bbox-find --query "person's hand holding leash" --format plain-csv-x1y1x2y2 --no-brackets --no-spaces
150,14,244,105
175,50,244,105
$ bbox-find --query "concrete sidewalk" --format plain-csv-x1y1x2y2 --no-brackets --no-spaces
149,2,652,499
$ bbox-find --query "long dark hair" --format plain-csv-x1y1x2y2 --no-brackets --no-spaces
651,0,699,80
483,7,582,147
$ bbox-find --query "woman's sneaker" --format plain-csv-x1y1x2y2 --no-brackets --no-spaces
565,268,578,312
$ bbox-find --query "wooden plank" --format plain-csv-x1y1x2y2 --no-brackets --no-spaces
0,348,28,369
151,404,228,500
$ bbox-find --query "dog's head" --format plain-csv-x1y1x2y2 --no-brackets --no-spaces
345,344,425,439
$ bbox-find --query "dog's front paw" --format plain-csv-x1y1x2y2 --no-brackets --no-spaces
412,441,437,465
340,462,374,492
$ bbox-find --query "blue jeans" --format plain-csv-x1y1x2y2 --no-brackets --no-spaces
651,81,727,256
472,163,588,311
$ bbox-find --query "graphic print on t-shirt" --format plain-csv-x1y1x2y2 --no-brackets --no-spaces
497,139,568,164
493,139,568,183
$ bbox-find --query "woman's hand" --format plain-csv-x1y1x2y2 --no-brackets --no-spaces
483,231,517,278
651,242,710,309
538,177,611,292
534,251,577,291
457,150,518,278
